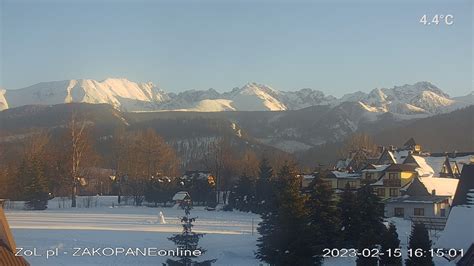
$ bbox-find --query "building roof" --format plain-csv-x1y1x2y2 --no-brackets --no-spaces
419,177,459,199
172,191,190,201
329,171,361,179
453,164,474,207
404,177,431,197
0,241,29,266
406,154,473,178
361,164,390,172
437,206,474,251
382,149,410,164
0,200,29,266
404,137,418,148
385,194,449,204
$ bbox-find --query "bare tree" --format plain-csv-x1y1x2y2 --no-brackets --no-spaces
112,128,179,206
68,111,95,207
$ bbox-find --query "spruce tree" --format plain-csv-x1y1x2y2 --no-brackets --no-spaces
337,183,359,247
379,223,402,266
23,159,49,210
166,201,216,266
405,223,434,266
356,228,379,266
255,158,273,213
233,173,256,212
256,163,314,265
355,186,385,266
307,174,341,262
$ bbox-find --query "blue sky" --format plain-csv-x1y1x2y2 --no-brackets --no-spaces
0,0,472,96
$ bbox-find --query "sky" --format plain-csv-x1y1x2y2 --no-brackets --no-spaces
0,0,472,97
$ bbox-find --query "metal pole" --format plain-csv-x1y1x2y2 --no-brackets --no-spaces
251,218,254,236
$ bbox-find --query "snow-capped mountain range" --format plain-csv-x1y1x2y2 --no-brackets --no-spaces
0,79,472,116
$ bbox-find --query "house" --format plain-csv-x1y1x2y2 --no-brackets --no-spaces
321,170,361,191
371,164,417,199
361,164,389,185
0,200,29,266
299,174,316,189
181,171,216,186
384,177,451,219
376,138,418,166
172,191,191,205
404,154,458,178
335,149,380,172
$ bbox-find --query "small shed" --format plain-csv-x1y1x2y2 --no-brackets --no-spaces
172,191,191,204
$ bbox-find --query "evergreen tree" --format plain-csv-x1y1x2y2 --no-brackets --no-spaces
307,174,341,262
337,183,359,247
145,178,160,206
355,186,385,266
356,228,379,266
255,158,273,213
405,223,434,266
23,159,49,210
166,201,216,266
379,223,402,266
233,173,256,212
256,163,314,265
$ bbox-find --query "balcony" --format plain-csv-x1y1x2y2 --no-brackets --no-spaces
383,179,401,187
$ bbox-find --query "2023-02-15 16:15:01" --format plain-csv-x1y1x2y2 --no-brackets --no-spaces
322,248,464,258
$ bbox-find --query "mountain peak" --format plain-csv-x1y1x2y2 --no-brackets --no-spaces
0,79,467,115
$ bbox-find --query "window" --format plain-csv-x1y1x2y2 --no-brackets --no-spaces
377,188,385,197
394,208,404,217
389,188,399,197
388,173,398,180
365,173,373,180
348,181,356,188
440,208,446,217
414,208,425,216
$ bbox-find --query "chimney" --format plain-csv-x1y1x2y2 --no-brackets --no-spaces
431,189,436,196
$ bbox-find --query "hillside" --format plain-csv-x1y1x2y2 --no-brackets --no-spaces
1,102,472,168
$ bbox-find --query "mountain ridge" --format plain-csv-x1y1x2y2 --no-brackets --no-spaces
1,78,472,116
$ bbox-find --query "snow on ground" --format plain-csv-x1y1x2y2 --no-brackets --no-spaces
3,197,457,265
7,205,261,266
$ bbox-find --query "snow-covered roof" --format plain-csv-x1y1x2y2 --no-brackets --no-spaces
362,164,390,173
419,177,459,199
330,171,361,179
410,155,436,177
172,191,190,201
386,195,449,204
410,155,473,177
437,206,474,251
301,174,315,180
335,159,350,170
389,150,410,164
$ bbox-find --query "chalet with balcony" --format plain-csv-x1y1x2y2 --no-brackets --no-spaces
371,164,417,199
321,170,361,191
361,164,389,185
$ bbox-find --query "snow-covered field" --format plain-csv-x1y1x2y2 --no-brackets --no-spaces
4,197,454,265
7,204,261,266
